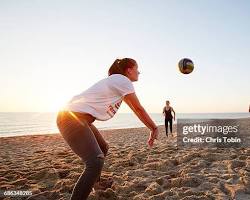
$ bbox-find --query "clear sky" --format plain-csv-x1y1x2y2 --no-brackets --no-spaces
0,0,249,113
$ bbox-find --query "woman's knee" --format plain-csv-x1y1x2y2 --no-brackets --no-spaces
96,153,105,170
85,153,105,172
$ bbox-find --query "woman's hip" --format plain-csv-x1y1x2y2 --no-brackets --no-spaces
56,111,103,160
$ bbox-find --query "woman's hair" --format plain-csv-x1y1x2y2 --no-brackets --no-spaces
108,58,137,76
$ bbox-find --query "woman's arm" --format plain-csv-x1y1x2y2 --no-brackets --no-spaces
172,107,176,121
123,93,157,131
123,93,158,147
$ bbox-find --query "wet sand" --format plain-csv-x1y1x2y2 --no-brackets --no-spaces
0,118,250,200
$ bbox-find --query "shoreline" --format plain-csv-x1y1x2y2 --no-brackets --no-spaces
0,124,169,139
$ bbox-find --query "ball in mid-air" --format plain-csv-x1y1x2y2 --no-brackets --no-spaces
178,58,194,74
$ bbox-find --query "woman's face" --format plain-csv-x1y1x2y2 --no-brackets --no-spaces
126,64,140,82
166,101,170,106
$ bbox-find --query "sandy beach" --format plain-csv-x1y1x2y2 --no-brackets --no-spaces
0,118,250,200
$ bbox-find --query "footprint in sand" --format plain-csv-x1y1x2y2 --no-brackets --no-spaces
93,177,114,191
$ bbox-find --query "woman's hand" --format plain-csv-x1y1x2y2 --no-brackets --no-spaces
148,128,159,147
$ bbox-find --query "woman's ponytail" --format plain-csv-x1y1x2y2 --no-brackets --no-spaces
108,58,136,76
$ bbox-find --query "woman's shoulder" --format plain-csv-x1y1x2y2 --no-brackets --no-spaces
107,74,134,95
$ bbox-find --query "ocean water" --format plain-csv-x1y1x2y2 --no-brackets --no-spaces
0,112,249,137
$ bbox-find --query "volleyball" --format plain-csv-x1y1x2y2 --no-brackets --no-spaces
178,58,194,74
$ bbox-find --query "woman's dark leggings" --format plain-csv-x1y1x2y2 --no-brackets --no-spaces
165,118,173,136
56,111,109,200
